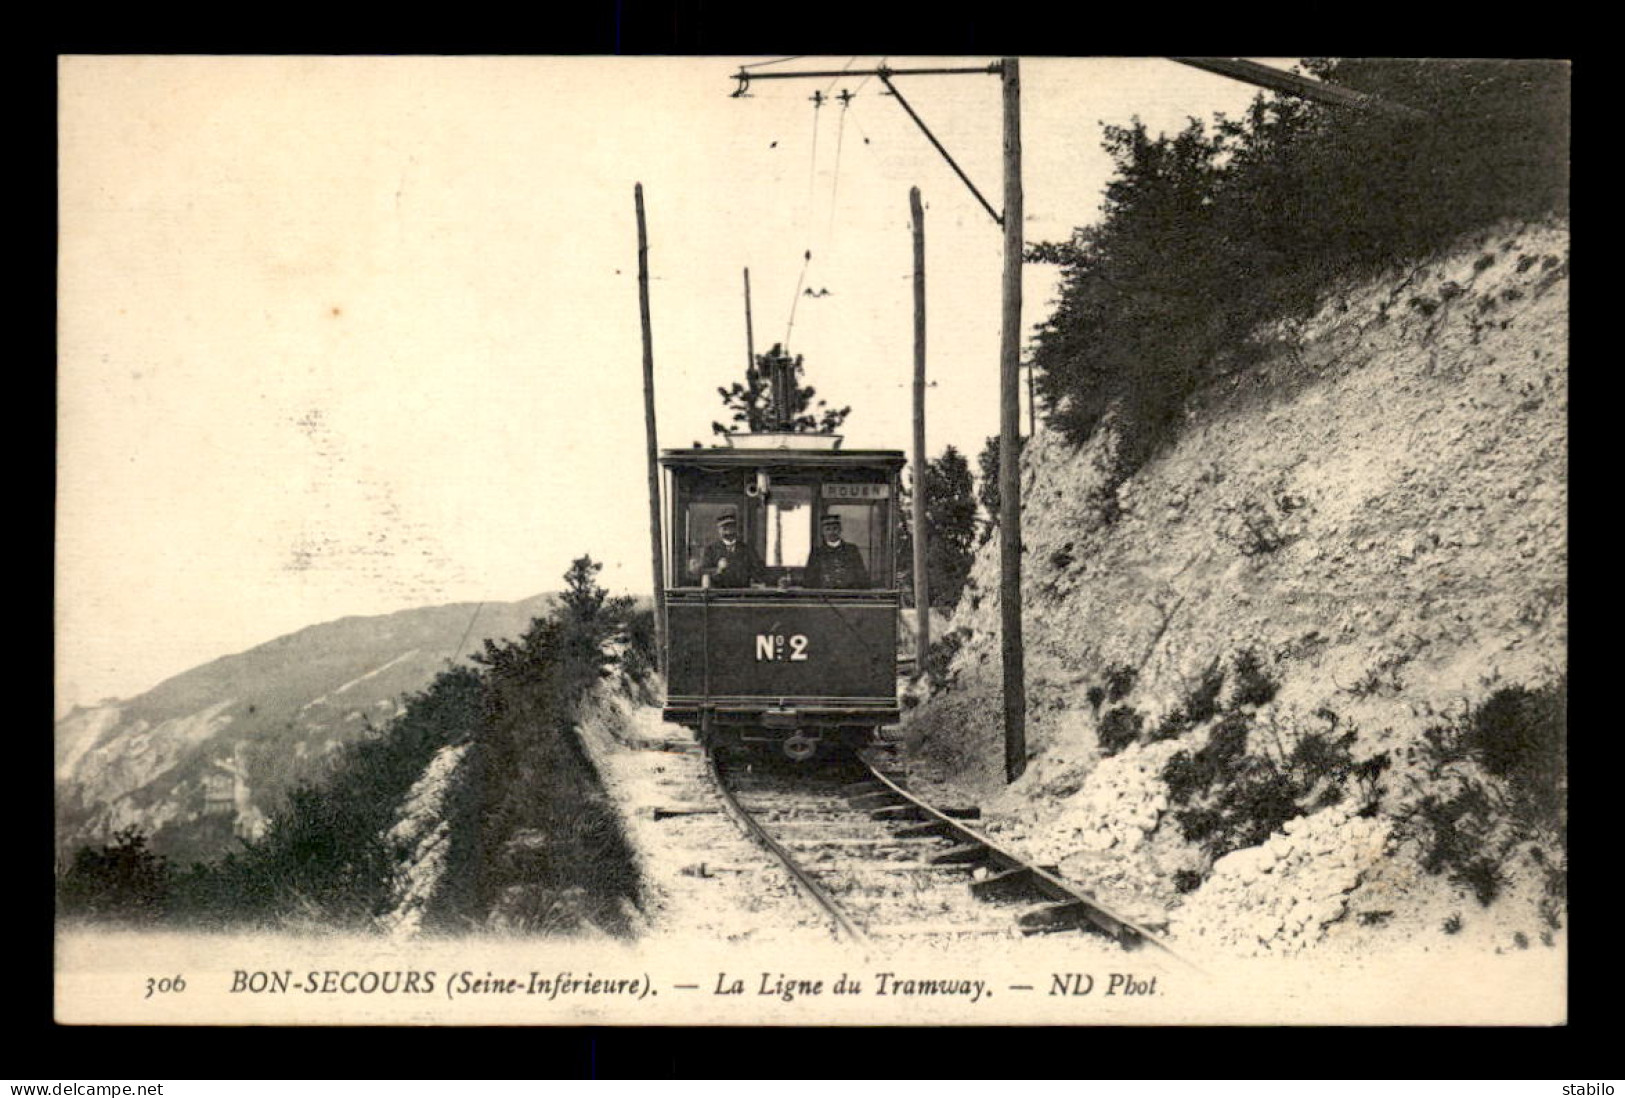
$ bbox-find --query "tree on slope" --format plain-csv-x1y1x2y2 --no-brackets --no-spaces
561,555,608,624
898,445,978,610
975,434,1026,545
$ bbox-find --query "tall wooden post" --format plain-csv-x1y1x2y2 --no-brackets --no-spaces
743,267,756,376
998,58,1027,782
1027,363,1037,438
635,183,667,673
910,186,930,672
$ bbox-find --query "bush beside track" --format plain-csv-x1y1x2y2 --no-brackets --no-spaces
56,556,655,936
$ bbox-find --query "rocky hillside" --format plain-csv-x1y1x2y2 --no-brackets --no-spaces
903,217,1567,958
56,594,554,866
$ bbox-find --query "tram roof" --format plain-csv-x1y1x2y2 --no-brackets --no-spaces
659,447,906,470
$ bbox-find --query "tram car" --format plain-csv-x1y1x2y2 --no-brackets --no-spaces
659,433,906,760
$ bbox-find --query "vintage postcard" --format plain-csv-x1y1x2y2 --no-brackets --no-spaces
56,55,1568,1026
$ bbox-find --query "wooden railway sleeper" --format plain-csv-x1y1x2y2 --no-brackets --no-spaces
872,803,980,822
848,789,905,810
970,864,1046,901
893,819,956,839
841,780,886,797
870,804,929,822
930,842,993,866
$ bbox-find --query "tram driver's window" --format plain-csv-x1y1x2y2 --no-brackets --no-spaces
682,499,740,584
759,484,813,568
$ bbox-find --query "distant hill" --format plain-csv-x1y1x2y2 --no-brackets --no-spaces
55,594,555,866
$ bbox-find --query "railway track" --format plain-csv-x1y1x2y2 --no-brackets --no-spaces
706,747,1190,961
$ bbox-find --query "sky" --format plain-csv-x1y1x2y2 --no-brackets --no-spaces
57,56,1276,713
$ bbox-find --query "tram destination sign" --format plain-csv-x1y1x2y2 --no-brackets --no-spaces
822,483,889,499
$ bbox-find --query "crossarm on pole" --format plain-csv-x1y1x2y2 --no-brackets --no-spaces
877,72,1003,228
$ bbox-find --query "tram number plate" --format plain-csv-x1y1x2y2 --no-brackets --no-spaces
756,634,810,662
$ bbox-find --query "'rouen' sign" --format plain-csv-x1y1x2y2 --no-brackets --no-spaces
822,483,889,499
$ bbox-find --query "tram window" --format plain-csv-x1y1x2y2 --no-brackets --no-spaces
759,484,813,567
820,501,889,586
680,499,742,584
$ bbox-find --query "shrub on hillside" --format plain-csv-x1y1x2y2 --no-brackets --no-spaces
1104,663,1138,703
616,604,659,682
1230,648,1280,707
1097,705,1144,757
57,827,172,921
1149,660,1227,741
1029,59,1568,488
1401,677,1566,909
1463,681,1566,824
452,556,643,935
924,627,972,688
1164,707,1389,867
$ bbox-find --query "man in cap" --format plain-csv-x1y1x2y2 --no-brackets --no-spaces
700,509,767,588
802,512,870,589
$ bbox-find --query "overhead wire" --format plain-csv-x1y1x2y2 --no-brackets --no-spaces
739,55,806,70
787,71,835,353
848,108,880,156
845,66,885,168
827,91,850,238
821,58,859,241
784,248,811,351
806,88,823,212
778,60,877,354
821,56,857,97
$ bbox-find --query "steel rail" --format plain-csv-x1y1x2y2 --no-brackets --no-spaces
858,758,1199,968
705,750,872,949
707,747,1199,966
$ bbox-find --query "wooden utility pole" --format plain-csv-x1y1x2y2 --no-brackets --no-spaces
743,267,756,376
910,186,929,671
1027,363,1036,438
635,183,667,673
998,58,1027,782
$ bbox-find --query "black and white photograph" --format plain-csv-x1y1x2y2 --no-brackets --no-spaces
54,55,1569,1027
